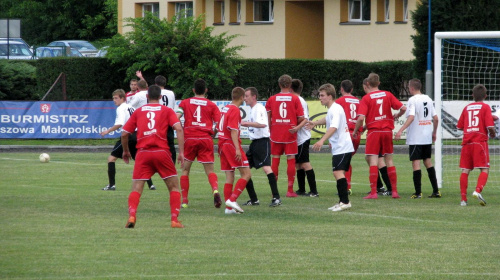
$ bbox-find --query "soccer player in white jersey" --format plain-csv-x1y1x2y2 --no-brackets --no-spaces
241,87,282,207
395,79,440,198
290,79,318,197
311,84,354,212
100,89,136,191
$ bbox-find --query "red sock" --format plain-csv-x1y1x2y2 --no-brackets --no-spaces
387,166,397,193
128,191,141,218
208,172,219,191
476,172,488,193
346,165,352,190
230,178,248,201
287,158,296,192
223,183,233,209
272,157,280,179
169,191,181,222
460,173,468,201
369,166,379,194
180,175,189,204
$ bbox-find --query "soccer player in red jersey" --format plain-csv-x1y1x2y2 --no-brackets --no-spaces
353,73,406,199
121,85,185,228
334,80,363,194
265,74,305,197
176,79,222,208
218,87,251,214
456,84,496,206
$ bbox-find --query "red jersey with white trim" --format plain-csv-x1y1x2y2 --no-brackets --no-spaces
457,102,494,144
358,90,403,130
123,104,180,150
265,93,305,143
335,95,362,132
217,104,241,144
178,97,221,138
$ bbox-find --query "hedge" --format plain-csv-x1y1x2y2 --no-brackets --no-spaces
0,58,415,101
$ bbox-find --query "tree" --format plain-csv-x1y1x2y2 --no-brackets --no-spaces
411,0,500,80
0,0,117,45
105,13,243,99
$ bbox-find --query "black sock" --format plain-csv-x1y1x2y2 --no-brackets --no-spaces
336,178,349,204
267,173,280,199
305,169,317,194
296,169,306,192
108,162,115,186
245,179,259,202
377,173,383,189
379,166,392,191
427,166,439,193
413,169,422,194
147,179,153,187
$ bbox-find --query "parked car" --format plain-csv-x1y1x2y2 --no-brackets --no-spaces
0,40,33,59
35,46,83,58
47,40,98,57
0,38,31,50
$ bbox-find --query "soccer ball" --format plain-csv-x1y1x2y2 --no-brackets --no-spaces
39,153,50,163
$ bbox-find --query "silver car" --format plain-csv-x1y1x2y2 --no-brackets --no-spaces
0,40,33,59
47,40,98,57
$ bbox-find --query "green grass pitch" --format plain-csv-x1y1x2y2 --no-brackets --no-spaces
1,152,499,279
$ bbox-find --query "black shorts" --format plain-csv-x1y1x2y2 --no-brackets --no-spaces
295,139,310,164
111,133,138,160
409,144,432,161
332,152,352,172
246,137,271,169
167,127,176,163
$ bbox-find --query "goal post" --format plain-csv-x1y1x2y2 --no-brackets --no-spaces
434,31,500,189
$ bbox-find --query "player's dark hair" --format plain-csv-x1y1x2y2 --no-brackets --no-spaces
148,85,161,101
291,79,303,94
367,73,380,88
278,74,292,88
112,89,126,99
472,84,487,102
318,83,336,98
409,78,422,91
245,87,259,99
232,87,245,100
341,80,353,93
137,79,148,90
155,75,167,87
194,79,206,95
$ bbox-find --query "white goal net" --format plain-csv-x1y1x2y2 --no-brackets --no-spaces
435,31,500,189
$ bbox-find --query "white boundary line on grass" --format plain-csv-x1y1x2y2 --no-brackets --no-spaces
10,272,500,279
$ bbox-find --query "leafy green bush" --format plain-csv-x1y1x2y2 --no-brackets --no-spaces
0,60,37,100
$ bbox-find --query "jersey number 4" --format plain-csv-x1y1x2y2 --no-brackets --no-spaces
193,105,201,122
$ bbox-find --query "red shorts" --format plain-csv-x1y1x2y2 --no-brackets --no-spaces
184,137,215,163
365,130,393,156
349,131,361,154
133,149,177,180
460,142,490,170
271,141,298,156
219,141,249,171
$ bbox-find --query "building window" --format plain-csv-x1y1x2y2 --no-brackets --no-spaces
176,2,194,19
142,3,159,17
395,0,408,22
349,0,370,22
376,0,389,22
229,0,241,23
385,0,390,21
254,0,274,22
214,0,225,24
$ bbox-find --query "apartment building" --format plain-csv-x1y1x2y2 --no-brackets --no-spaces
118,0,417,61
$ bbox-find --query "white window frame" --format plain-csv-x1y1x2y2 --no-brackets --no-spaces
220,1,225,23
348,0,370,22
403,0,408,21
253,0,274,23
384,0,390,22
142,3,160,18
237,0,241,23
176,2,194,19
